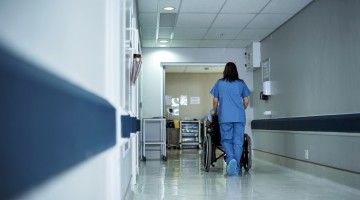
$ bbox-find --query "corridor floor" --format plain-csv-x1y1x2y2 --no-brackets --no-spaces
129,150,360,200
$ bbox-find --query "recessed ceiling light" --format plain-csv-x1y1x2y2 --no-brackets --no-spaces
159,39,169,43
163,6,175,11
159,44,167,47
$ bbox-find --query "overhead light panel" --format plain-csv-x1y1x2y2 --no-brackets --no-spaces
163,6,175,11
159,39,169,43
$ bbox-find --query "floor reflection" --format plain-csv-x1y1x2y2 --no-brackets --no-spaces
130,149,360,200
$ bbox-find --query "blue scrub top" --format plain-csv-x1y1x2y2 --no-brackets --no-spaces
210,79,251,123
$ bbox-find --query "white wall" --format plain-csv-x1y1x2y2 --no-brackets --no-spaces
16,148,116,200
0,0,139,199
0,0,106,97
141,47,254,135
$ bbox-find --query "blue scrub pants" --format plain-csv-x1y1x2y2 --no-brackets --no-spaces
220,122,245,167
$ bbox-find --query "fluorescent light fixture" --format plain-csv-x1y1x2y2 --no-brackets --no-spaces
163,6,175,11
159,44,167,47
159,39,169,43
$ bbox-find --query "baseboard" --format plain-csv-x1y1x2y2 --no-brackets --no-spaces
254,149,360,190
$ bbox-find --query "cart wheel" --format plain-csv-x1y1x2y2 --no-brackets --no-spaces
246,135,252,171
142,156,146,162
203,134,212,172
162,155,167,161
203,136,208,171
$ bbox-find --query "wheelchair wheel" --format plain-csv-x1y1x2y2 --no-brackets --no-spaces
203,134,212,172
243,134,252,171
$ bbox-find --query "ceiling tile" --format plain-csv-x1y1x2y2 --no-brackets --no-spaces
262,0,313,14
180,0,226,13
199,40,231,48
227,40,252,48
204,28,242,40
247,14,291,29
141,39,156,47
140,27,157,39
139,13,158,27
221,0,270,13
139,0,311,48
173,28,208,39
236,28,273,40
170,40,201,47
159,13,177,27
212,14,256,28
176,13,216,28
138,0,158,12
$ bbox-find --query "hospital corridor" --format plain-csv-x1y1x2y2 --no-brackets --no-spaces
0,0,360,200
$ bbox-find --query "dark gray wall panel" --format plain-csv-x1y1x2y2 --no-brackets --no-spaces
254,0,360,118
253,131,360,173
251,114,360,133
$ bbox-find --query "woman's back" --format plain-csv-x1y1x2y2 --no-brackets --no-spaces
211,79,250,123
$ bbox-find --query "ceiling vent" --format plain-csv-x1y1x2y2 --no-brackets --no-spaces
159,13,177,27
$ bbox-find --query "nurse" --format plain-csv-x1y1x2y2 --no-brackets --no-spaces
210,62,250,176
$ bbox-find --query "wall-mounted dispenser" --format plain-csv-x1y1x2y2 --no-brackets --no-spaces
260,58,271,101
260,91,269,100
263,80,271,96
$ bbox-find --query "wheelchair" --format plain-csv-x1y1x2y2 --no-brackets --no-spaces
203,115,252,172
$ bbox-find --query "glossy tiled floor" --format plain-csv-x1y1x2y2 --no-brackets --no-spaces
129,150,360,200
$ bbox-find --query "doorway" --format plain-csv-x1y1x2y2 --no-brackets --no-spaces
163,63,224,119
162,63,225,150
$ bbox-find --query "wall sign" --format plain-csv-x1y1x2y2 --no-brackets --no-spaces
190,96,200,104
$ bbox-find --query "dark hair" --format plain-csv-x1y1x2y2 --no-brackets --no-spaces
222,62,239,82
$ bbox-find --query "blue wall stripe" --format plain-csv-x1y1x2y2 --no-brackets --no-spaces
251,114,360,133
0,47,116,199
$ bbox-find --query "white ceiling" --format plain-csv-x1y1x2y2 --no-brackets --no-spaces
138,0,313,48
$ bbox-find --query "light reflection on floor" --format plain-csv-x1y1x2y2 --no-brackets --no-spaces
128,149,360,200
